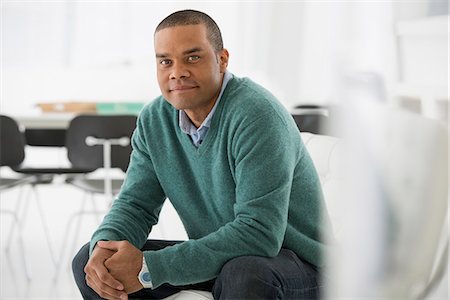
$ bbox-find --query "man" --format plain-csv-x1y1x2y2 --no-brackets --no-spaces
73,9,328,300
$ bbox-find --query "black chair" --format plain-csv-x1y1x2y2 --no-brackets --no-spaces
1,115,30,188
8,116,97,269
54,114,137,279
292,114,330,135
291,104,329,135
12,114,131,198
64,114,136,201
292,104,342,136
0,115,53,280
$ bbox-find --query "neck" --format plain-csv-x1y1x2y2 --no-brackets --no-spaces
184,104,215,128
184,74,225,128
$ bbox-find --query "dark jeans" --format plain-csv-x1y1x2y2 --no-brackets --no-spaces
72,240,321,299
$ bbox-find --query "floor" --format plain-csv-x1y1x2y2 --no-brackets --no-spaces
0,175,186,300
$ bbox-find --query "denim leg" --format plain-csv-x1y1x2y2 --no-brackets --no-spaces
72,242,101,299
213,249,321,300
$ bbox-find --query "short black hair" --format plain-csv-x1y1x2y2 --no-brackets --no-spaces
155,9,224,52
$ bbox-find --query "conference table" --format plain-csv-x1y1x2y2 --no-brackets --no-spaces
12,101,146,146
12,104,332,148
15,113,75,147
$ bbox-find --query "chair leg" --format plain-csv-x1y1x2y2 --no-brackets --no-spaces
2,186,32,281
15,213,32,282
4,186,29,253
90,193,103,225
31,186,57,268
67,193,91,267
54,191,89,281
66,192,110,272
1,209,32,281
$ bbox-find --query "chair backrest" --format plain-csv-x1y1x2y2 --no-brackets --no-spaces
292,114,330,135
292,104,343,137
65,115,137,172
0,115,26,167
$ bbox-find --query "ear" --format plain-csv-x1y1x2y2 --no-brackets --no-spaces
218,49,229,72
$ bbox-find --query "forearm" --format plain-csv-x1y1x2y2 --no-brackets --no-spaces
90,121,166,254
90,193,166,254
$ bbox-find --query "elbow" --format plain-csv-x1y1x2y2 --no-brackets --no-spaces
263,234,284,257
236,215,286,257
259,245,280,258
250,227,285,258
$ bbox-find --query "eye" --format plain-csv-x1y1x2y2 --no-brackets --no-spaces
187,55,200,62
160,59,172,66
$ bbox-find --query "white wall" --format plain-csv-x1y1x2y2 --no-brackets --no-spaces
1,1,416,115
2,2,296,114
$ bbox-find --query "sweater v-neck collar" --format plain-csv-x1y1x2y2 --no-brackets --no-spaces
178,75,236,155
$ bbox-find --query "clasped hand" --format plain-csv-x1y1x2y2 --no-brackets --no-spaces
84,240,144,300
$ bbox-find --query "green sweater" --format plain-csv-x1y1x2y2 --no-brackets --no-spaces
90,75,327,288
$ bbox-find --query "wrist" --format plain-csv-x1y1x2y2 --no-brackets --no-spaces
138,255,153,289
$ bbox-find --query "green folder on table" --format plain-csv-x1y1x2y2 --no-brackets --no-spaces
96,102,146,115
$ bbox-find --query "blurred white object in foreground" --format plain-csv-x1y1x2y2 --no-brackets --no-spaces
326,74,448,299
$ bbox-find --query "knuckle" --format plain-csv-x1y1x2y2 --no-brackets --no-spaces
99,273,108,282
96,281,104,289
104,260,111,269
99,284,108,293
98,291,107,298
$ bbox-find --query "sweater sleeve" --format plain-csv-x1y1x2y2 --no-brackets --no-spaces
145,111,299,288
89,114,167,254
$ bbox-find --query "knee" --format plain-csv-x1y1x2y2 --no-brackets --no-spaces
214,256,280,298
72,242,90,284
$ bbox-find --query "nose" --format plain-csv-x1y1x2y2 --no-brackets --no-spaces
169,62,190,80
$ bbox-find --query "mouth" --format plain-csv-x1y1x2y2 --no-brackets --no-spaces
169,85,198,93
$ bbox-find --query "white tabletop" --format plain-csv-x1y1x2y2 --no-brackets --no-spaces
13,113,76,129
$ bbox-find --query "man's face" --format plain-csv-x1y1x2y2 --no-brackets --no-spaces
154,24,228,115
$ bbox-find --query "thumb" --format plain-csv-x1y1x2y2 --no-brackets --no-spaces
97,240,121,251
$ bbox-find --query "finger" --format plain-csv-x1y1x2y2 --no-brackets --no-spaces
86,274,121,300
97,240,123,251
85,262,124,291
94,266,125,291
87,272,126,300
93,244,116,256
